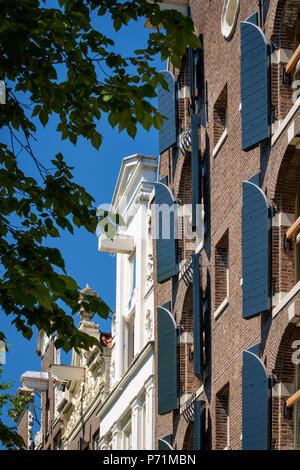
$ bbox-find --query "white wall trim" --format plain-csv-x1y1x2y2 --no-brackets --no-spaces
180,331,193,344
272,97,300,146
272,382,294,397
272,281,300,319
271,48,294,65
214,297,229,320
213,128,228,158
179,385,204,415
272,212,295,228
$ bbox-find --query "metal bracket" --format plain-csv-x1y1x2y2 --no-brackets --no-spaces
283,399,292,419
283,232,293,251
282,65,292,85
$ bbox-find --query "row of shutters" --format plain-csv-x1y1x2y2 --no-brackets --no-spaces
158,400,204,450
156,12,271,451
157,254,204,415
158,346,269,450
157,15,270,153
154,120,201,284
155,133,270,315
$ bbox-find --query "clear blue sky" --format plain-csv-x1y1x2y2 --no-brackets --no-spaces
1,1,165,444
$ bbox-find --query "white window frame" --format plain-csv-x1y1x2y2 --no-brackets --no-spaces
221,0,240,40
122,417,132,450
125,311,135,369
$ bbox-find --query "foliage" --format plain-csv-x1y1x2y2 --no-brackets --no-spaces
0,0,199,353
0,0,199,447
0,365,28,449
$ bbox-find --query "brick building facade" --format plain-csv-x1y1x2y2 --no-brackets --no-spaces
16,0,300,451
17,286,112,450
152,0,300,451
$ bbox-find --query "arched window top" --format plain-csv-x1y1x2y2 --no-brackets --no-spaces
221,0,240,40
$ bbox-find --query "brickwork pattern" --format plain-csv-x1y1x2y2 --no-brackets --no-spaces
153,0,300,450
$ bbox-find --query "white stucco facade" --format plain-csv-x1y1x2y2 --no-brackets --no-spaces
97,154,157,450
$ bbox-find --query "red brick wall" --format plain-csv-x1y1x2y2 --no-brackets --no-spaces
17,407,29,449
153,0,300,450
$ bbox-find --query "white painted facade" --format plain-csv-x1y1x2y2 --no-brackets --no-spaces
97,154,157,450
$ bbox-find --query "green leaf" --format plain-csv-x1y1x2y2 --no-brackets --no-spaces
39,110,49,127
91,131,102,150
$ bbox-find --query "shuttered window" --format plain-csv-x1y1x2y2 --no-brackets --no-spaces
242,180,269,318
157,304,178,415
155,182,177,283
242,350,269,450
191,114,201,231
192,253,204,378
158,71,176,154
194,400,204,450
240,21,269,150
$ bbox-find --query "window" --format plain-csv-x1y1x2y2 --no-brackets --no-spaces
221,0,240,39
294,362,300,450
125,313,135,368
132,255,136,292
213,85,228,154
214,231,229,317
216,384,230,450
93,431,100,450
54,383,65,419
54,435,62,450
292,13,300,102
142,399,147,450
128,253,136,301
54,345,61,365
122,418,132,450
295,186,300,283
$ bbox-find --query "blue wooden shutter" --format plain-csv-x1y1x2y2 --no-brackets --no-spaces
158,435,173,450
246,12,258,25
240,21,269,150
189,48,195,103
192,253,203,378
196,35,205,111
194,400,204,450
242,180,269,318
157,305,178,414
242,350,269,450
158,71,176,154
192,114,200,231
159,175,168,186
155,182,177,283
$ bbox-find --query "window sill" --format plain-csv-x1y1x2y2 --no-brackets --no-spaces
214,297,229,320
213,129,228,158
272,281,300,319
271,96,300,146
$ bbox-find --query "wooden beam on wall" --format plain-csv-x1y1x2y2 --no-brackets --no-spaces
286,216,300,240
286,389,300,408
286,44,300,74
